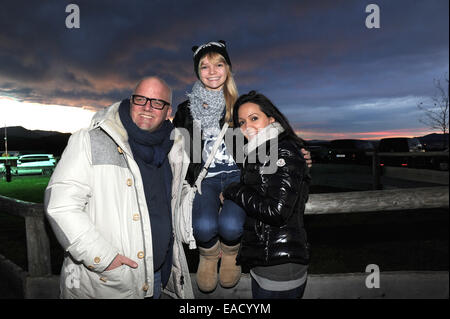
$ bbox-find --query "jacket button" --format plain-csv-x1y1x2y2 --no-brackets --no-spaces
142,283,149,292
137,251,145,259
132,213,140,221
94,257,101,264
127,178,133,186
100,277,107,283
117,146,124,154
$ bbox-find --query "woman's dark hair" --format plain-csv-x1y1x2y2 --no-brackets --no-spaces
232,90,306,149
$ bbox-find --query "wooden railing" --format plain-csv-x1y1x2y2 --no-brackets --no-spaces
1,186,448,273
306,186,448,215
0,195,51,277
368,151,449,189
0,184,448,298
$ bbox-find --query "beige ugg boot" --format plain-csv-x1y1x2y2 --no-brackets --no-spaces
197,241,220,292
219,242,241,288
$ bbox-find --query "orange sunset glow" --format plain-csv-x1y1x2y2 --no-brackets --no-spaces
296,128,437,141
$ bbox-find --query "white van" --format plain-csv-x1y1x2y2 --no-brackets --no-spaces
12,154,56,176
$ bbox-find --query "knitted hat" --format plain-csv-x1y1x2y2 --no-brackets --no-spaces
192,40,232,79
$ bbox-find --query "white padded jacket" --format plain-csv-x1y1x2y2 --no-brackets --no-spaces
44,101,193,299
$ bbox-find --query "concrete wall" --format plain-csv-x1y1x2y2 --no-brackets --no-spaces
0,253,59,299
1,251,448,299
0,254,26,298
192,272,449,299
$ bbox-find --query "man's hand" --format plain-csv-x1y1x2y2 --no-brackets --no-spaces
301,148,313,168
105,254,138,271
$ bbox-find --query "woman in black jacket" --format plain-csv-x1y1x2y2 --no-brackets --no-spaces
222,91,311,299
174,40,312,294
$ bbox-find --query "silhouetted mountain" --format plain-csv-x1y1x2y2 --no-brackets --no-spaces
305,140,331,146
4,126,61,139
1,126,447,157
418,133,449,143
305,134,448,150
1,126,71,156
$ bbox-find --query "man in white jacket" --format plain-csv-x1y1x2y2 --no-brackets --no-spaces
45,76,193,299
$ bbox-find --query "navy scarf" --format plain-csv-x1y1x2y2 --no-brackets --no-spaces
119,99,174,167
119,99,174,275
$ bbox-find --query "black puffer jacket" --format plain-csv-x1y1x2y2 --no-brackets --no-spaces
223,132,311,268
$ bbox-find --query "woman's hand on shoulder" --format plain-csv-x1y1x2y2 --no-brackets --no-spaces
301,148,312,168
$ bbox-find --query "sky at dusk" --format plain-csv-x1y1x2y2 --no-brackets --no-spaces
0,0,448,140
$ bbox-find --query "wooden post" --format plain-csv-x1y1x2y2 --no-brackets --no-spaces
372,151,381,190
24,214,52,277
0,196,53,276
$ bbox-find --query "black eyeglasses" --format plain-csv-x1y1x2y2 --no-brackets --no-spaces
131,94,170,110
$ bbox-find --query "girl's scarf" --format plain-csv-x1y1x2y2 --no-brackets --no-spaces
187,80,226,138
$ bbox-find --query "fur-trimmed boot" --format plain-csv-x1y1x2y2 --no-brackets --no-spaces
196,241,220,292
219,242,241,288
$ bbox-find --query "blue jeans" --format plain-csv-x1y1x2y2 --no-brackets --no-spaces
152,270,161,299
251,277,307,299
192,171,246,248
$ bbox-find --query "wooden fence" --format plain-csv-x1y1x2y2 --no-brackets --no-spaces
369,151,449,190
305,186,448,215
0,196,50,277
0,184,448,298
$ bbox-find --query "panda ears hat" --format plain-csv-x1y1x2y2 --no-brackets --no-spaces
192,40,232,78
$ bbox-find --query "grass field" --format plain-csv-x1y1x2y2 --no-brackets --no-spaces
0,175,50,203
0,169,448,276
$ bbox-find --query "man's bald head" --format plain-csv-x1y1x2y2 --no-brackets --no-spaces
133,76,172,105
130,76,173,132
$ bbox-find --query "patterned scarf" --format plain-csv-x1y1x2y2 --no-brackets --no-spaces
187,80,226,138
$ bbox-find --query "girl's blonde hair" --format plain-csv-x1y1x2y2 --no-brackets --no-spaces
199,52,238,127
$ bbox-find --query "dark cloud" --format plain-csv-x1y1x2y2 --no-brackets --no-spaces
0,0,448,136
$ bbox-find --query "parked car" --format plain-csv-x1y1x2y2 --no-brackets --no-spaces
378,137,426,168
11,154,56,176
328,139,375,164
